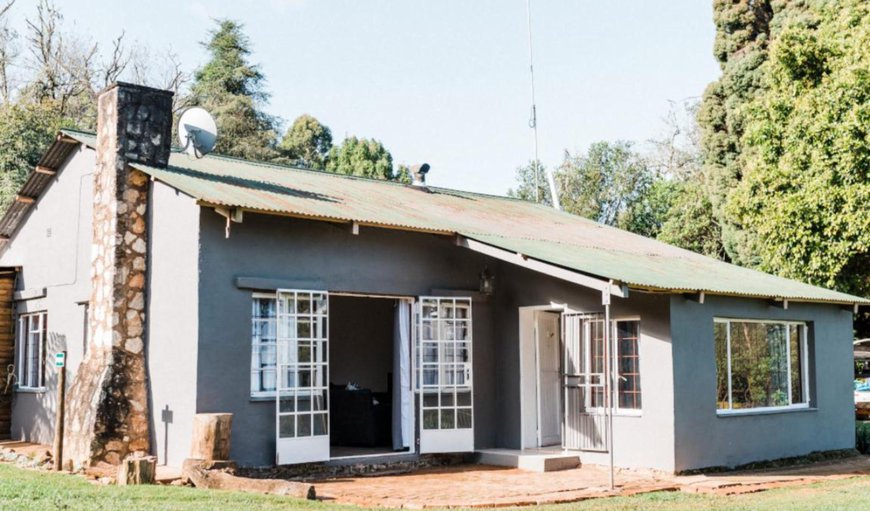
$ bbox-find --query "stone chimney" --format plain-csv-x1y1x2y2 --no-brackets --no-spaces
64,83,173,467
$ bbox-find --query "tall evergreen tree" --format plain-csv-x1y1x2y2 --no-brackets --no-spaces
697,0,774,265
190,19,279,161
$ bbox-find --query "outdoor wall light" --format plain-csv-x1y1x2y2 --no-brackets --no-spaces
479,266,495,295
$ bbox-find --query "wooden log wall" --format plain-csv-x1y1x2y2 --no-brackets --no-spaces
0,270,15,440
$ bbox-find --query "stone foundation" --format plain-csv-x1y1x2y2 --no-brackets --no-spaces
63,83,173,467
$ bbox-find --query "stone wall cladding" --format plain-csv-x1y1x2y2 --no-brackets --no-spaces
64,83,173,467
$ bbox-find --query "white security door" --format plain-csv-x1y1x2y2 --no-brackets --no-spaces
417,297,474,454
536,312,562,447
562,313,608,451
275,289,330,465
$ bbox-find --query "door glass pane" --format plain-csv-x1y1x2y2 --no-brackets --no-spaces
423,409,438,430
440,409,455,429
297,415,312,437
457,409,472,429
279,415,295,438
313,413,328,435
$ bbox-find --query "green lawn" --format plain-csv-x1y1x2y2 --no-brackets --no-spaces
3,463,870,511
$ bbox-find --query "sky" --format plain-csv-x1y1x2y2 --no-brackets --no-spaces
7,0,721,195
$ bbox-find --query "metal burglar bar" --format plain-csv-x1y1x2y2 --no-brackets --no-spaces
562,313,607,451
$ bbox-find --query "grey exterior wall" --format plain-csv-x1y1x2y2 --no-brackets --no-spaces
196,211,495,466
0,148,94,445
670,295,855,472
146,181,200,467
490,263,676,472
195,209,677,470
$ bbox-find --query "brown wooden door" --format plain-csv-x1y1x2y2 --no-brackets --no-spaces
0,270,16,440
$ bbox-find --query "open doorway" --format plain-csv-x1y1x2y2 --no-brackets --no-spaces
519,307,563,449
328,295,413,459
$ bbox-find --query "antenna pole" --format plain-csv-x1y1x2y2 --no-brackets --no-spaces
526,0,561,210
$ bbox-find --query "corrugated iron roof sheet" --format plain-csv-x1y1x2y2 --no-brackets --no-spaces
58,129,870,305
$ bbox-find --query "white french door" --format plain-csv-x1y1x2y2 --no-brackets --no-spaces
275,289,330,465
416,297,474,454
562,313,608,451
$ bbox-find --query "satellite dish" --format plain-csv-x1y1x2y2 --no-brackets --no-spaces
178,107,217,158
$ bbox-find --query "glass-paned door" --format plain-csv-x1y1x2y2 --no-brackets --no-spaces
275,289,329,465
416,297,474,454
562,313,608,451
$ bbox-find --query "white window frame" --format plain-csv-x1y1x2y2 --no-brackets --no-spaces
588,316,642,416
715,317,810,416
251,293,278,398
16,312,46,391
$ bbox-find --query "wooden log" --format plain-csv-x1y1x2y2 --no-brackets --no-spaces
117,455,157,485
182,458,315,500
189,413,233,461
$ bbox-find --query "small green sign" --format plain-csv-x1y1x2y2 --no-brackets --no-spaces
55,352,65,368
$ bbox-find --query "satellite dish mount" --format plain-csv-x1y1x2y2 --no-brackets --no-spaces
178,107,218,158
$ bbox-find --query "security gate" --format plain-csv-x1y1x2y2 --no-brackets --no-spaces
562,313,608,451
275,289,330,465
416,297,474,453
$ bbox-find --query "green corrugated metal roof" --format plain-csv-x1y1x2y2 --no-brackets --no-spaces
62,129,869,305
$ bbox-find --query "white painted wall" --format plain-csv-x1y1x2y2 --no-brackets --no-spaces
0,146,94,444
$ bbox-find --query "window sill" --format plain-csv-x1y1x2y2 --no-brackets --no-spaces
250,394,275,402
717,405,815,418
16,387,46,394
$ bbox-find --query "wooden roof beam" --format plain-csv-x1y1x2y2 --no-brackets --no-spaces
35,166,56,175
15,195,35,204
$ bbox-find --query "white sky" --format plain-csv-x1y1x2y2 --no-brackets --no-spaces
7,0,721,195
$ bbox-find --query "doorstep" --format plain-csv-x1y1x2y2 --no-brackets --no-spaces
476,448,581,472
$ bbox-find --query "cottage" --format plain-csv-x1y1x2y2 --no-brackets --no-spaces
0,83,866,473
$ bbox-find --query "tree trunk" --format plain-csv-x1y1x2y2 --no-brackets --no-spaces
117,455,157,485
190,413,232,460
182,458,316,500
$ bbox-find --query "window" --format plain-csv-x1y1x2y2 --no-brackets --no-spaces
251,295,277,397
590,319,642,412
715,319,809,413
17,312,46,389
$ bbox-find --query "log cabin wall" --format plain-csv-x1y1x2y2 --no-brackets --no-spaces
0,269,16,440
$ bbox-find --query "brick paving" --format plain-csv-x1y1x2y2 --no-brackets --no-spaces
315,456,870,508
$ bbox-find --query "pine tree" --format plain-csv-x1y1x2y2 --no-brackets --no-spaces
190,19,279,161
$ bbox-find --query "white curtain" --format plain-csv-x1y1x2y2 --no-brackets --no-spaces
392,299,412,450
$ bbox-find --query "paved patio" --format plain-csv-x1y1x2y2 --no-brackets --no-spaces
314,456,870,508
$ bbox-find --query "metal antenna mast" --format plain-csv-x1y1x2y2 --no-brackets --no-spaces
526,0,561,210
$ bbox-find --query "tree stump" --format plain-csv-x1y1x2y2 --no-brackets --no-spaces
117,455,157,485
182,458,316,500
190,413,233,461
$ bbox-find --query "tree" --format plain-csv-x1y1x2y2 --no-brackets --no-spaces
698,0,775,266
726,0,870,335
555,141,654,230
279,114,332,169
0,100,69,212
190,19,278,161
326,136,395,180
507,160,551,205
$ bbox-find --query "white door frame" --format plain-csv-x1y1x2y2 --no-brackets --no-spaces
518,304,578,450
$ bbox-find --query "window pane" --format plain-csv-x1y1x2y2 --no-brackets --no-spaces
423,409,438,430
729,322,789,409
616,321,641,410
715,322,729,409
440,408,455,429
790,324,804,404
279,415,295,438
457,409,472,429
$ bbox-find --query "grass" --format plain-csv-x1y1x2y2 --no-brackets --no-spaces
3,463,870,511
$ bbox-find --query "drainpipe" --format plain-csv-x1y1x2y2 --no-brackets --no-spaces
603,284,614,490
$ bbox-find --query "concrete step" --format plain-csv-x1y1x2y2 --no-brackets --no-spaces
476,449,581,473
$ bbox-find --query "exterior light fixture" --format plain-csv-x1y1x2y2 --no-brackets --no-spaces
479,266,495,295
